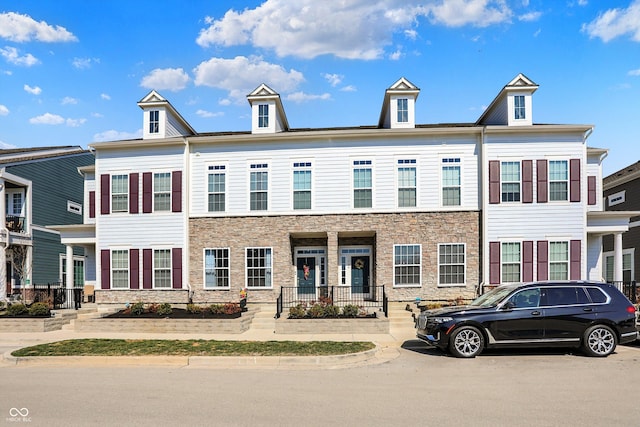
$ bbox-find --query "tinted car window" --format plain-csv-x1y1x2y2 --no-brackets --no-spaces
585,287,608,303
576,287,590,304
506,288,540,308
542,287,581,306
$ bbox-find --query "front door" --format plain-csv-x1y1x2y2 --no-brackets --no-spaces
351,256,370,296
296,257,316,295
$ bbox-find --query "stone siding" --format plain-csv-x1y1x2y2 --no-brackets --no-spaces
95,289,189,305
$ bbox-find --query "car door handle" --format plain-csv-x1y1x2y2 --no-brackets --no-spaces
531,311,541,316
583,308,593,312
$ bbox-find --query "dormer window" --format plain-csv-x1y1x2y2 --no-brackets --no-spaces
149,110,159,134
514,95,525,120
258,104,269,128
397,99,408,123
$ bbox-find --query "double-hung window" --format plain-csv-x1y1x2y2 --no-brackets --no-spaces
549,160,568,201
246,247,272,288
397,159,416,207
514,95,525,120
111,174,128,213
293,162,312,210
154,249,171,288
397,98,408,123
442,158,461,206
208,165,226,212
438,244,466,285
394,244,421,286
353,160,372,208
258,104,269,128
501,161,521,202
153,172,171,211
111,249,129,289
501,242,521,283
604,251,634,282
250,163,269,211
204,248,230,288
149,110,159,133
549,241,569,280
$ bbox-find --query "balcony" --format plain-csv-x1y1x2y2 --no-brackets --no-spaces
6,215,25,233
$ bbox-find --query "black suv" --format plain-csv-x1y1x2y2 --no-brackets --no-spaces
415,281,638,358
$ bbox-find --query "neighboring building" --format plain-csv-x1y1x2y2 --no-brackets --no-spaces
53,75,631,306
0,146,95,301
603,161,640,285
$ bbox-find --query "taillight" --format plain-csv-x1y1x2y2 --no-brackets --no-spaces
626,305,636,314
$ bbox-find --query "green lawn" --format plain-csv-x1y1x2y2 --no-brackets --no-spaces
11,339,376,357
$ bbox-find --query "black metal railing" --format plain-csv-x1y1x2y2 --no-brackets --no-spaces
275,286,387,318
5,215,25,232
12,283,83,310
608,281,637,303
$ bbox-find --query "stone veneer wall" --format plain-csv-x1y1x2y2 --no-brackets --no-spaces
189,211,480,304
95,289,189,305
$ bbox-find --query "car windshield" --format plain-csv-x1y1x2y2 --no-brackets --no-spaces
469,285,517,308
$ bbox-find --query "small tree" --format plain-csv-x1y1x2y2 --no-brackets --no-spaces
7,245,33,302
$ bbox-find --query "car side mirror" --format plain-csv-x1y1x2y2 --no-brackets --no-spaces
502,301,515,310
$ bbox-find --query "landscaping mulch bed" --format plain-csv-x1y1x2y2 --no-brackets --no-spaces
105,308,242,319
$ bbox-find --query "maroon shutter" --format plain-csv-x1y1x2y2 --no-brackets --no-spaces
172,171,182,213
143,172,152,213
489,161,500,204
522,160,533,203
537,241,548,281
489,242,500,284
570,240,581,280
570,159,581,202
537,160,548,203
130,249,139,289
89,191,96,218
172,248,182,289
100,174,110,214
129,173,139,214
523,241,533,282
143,249,152,289
101,249,110,289
587,176,597,205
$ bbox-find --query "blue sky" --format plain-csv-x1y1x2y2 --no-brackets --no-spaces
1,0,639,175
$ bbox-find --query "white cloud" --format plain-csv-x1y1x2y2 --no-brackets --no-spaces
193,56,305,103
24,84,41,95
340,85,357,92
100,93,111,100
29,112,64,125
140,67,190,91
629,69,640,76
65,118,86,127
91,112,103,118
404,29,418,40
93,129,143,142
61,96,78,105
323,73,343,87
519,11,542,22
389,49,403,60
196,109,224,118
196,0,512,60
72,57,99,69
285,92,331,103
582,1,640,42
0,12,77,43
0,140,17,149
0,46,39,66
0,104,9,115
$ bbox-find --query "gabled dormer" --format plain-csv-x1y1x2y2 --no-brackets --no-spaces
477,73,538,127
378,77,420,129
137,90,196,139
247,84,289,134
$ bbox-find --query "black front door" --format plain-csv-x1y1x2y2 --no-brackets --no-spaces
297,257,316,295
351,256,370,295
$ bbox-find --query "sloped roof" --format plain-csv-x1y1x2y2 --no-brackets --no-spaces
0,146,90,165
604,160,640,189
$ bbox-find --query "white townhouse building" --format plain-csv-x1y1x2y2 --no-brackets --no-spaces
52,74,634,307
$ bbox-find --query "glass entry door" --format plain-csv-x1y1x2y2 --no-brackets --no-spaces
295,248,326,299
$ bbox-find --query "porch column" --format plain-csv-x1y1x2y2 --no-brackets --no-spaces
0,178,6,301
614,232,623,283
327,231,339,287
66,245,74,289
0,245,5,301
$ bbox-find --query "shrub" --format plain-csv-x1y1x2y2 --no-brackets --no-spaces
147,303,159,313
323,304,341,317
342,304,360,317
157,303,172,316
308,303,326,318
28,302,51,317
223,303,241,315
7,303,28,316
208,304,224,315
0,301,6,311
131,302,145,316
289,303,307,318
186,304,203,314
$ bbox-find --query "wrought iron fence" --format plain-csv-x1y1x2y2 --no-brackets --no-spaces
12,283,83,310
276,285,387,318
608,281,637,303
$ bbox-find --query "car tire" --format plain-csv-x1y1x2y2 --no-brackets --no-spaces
449,326,484,358
582,324,617,357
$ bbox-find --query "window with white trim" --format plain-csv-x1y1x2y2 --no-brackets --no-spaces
293,162,312,210
111,175,128,213
5,190,25,216
153,249,171,288
604,250,634,283
258,104,269,128
394,244,421,286
246,247,272,288
549,241,569,280
514,95,525,120
442,158,461,206
353,160,372,208
250,163,269,211
501,242,521,283
61,256,85,287
154,172,171,211
549,160,568,201
208,165,226,212
438,243,466,285
111,249,129,289
501,161,520,202
397,159,416,207
149,110,159,133
204,248,230,288
397,98,408,123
